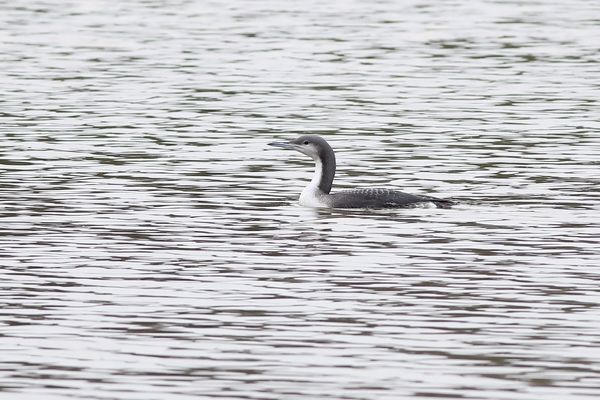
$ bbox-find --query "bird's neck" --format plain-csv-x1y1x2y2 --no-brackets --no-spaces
312,149,335,194
298,145,336,207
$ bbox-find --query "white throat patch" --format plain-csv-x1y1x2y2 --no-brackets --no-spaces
299,159,329,207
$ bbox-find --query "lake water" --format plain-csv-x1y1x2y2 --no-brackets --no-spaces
1,0,599,399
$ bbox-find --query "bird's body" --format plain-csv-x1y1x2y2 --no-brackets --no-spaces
268,135,453,209
328,188,452,209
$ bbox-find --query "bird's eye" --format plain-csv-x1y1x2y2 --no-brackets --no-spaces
303,140,309,145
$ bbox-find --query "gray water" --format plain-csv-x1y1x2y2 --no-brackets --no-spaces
1,0,600,399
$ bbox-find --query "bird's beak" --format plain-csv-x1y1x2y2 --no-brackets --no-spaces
268,140,296,150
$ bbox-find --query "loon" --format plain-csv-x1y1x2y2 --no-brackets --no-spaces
268,135,453,209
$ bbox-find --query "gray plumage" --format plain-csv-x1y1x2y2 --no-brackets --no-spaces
329,188,453,209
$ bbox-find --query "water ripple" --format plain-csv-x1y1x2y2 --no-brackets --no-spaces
2,0,600,399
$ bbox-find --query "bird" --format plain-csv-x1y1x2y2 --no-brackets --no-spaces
268,135,454,209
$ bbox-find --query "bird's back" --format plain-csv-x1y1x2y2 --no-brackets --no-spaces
328,188,453,209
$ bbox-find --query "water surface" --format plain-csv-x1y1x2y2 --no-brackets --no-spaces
1,0,600,399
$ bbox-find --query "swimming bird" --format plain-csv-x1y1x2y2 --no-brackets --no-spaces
268,135,453,209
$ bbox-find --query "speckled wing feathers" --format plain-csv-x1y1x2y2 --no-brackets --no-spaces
328,188,453,209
